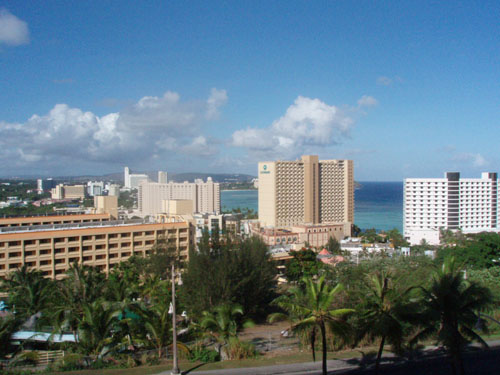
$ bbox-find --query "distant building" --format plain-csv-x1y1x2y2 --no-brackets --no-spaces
253,222,349,247
94,195,118,219
37,178,57,193
123,166,150,189
87,181,105,196
158,171,168,184
258,155,354,228
404,172,500,245
107,184,120,197
138,178,220,216
0,216,193,279
51,184,86,200
162,199,194,216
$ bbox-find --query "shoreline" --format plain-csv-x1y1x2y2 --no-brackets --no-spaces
221,189,257,192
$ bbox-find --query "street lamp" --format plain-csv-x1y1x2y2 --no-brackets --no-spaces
171,264,181,375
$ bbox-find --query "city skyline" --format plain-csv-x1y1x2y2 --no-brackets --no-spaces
1,2,499,180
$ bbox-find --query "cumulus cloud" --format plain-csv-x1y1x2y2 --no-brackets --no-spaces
0,89,225,174
377,76,393,86
452,152,488,167
377,75,403,86
231,95,372,159
206,88,228,119
0,9,29,46
357,95,378,107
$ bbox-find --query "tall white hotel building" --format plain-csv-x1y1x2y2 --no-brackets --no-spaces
404,172,499,245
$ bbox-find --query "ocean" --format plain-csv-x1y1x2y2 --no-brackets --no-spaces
221,181,403,232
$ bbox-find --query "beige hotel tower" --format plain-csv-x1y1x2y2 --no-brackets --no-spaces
258,155,354,228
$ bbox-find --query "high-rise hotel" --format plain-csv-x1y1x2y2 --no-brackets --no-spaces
258,155,354,228
404,172,499,245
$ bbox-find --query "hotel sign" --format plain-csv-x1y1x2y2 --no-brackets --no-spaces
260,164,270,174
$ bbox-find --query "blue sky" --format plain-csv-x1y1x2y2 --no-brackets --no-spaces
0,1,499,180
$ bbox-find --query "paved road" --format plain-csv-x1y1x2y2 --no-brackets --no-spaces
158,341,500,375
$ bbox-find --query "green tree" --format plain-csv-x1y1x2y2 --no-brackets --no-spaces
386,228,409,248
285,248,321,282
0,315,22,358
355,271,416,374
362,228,382,243
326,237,341,255
78,300,122,357
200,303,250,358
51,263,106,341
1,266,53,321
269,276,353,375
182,236,276,319
411,258,493,375
351,224,362,237
139,296,172,358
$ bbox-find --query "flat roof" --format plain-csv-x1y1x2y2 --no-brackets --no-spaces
0,213,110,225
0,220,189,238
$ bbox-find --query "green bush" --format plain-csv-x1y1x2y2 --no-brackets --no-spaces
11,351,40,367
188,343,219,363
140,352,160,366
52,352,85,371
225,338,257,360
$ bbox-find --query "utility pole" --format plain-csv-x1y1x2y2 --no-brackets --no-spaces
171,264,181,375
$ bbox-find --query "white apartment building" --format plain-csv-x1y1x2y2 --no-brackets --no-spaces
258,155,354,228
138,178,220,216
124,167,150,189
404,172,499,245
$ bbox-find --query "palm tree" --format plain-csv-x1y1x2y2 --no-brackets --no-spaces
78,300,122,357
269,275,353,375
0,315,22,358
1,266,53,321
51,263,105,341
355,271,416,374
200,303,250,358
139,298,172,358
411,258,493,375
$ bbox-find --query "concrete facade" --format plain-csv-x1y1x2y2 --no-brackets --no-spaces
258,155,354,228
94,196,118,219
138,178,220,216
0,218,193,279
404,172,500,245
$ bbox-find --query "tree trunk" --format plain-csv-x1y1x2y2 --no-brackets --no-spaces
320,322,327,375
375,335,386,375
311,328,316,362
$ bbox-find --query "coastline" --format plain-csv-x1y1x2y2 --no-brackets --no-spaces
221,189,257,192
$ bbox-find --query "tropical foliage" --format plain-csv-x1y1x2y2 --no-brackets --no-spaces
269,275,353,375
0,228,500,374
410,258,493,375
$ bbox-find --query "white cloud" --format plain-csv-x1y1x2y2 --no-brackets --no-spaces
357,95,378,107
231,95,371,159
377,75,403,86
181,136,218,156
452,152,488,167
0,9,29,46
0,89,224,174
377,76,392,86
206,88,228,119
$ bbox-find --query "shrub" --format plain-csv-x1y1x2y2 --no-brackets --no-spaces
225,338,257,360
52,352,85,371
140,352,160,366
188,342,219,363
11,351,40,367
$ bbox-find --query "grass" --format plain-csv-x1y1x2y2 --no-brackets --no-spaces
28,333,500,375
39,348,367,375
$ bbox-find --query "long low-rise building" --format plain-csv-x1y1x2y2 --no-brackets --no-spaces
404,172,500,245
0,213,111,228
0,218,194,279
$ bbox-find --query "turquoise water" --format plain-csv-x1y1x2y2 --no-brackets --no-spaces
221,181,403,232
